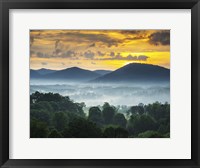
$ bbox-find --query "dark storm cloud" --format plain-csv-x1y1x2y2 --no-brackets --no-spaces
137,55,149,61
55,40,60,49
84,50,95,59
125,36,146,41
148,31,170,46
52,39,76,58
54,48,62,55
36,52,49,58
63,32,120,47
120,30,146,35
98,53,149,61
54,40,65,55
115,53,122,58
110,52,115,57
97,51,105,56
61,50,76,58
34,49,76,59
120,30,148,41
34,31,122,48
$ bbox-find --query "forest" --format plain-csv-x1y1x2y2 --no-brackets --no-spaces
30,91,170,138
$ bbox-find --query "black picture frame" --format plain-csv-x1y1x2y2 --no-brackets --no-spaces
0,0,200,167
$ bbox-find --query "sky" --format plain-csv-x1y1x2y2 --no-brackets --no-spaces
30,30,170,71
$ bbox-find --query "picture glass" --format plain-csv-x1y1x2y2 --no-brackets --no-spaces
30,30,170,138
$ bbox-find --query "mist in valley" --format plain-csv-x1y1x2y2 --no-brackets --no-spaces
30,79,170,109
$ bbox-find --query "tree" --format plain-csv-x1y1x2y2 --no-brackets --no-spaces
48,129,63,138
57,99,85,117
30,109,51,125
30,92,170,139
103,126,115,138
102,103,116,125
158,118,170,134
88,107,103,126
146,102,169,121
30,91,85,117
138,130,164,138
31,92,64,103
127,114,157,136
127,114,139,135
49,101,59,111
102,102,110,109
113,113,127,128
115,127,129,138
128,106,138,115
103,126,128,138
30,119,49,138
53,112,68,131
67,118,102,138
138,103,145,115
137,114,157,133
62,127,72,138
30,101,53,113
128,104,144,116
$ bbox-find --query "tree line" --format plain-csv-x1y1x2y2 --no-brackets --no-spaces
30,91,170,138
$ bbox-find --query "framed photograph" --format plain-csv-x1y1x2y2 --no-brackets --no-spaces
1,0,200,167
30,29,170,139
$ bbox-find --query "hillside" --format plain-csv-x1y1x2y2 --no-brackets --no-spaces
92,63,170,83
43,67,101,81
93,70,112,75
36,68,57,75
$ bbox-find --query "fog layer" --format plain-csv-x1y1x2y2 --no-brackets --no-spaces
30,80,169,107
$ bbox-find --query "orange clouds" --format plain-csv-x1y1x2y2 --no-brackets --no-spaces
30,30,170,70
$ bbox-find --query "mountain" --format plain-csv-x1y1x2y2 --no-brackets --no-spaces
92,63,170,83
35,68,57,75
93,70,112,75
43,67,101,81
30,70,42,78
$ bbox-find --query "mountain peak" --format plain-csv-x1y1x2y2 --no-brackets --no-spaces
32,68,57,75
38,68,52,71
68,66,82,70
92,63,170,83
39,68,47,70
40,66,101,81
123,63,167,69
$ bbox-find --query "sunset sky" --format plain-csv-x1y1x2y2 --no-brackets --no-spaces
30,30,170,70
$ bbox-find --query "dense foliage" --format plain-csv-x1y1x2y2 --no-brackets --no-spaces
30,92,170,138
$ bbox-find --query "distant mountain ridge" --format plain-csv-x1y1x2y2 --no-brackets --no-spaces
30,69,42,78
36,68,57,75
44,67,101,81
93,70,112,75
30,63,170,83
92,63,170,83
30,67,101,81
